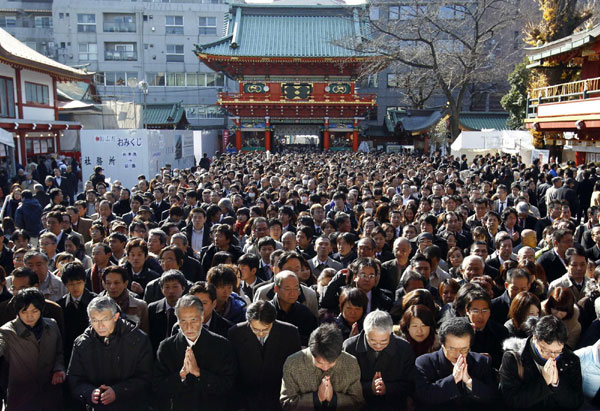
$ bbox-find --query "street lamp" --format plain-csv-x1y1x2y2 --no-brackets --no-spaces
138,80,149,129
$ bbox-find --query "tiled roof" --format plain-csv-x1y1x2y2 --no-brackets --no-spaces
143,103,186,126
459,111,509,131
197,3,370,58
385,109,442,133
526,24,600,63
0,28,92,81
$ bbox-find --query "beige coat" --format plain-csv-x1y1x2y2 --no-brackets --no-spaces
280,348,364,410
542,301,581,349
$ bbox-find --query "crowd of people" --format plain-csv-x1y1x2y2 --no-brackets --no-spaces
1,149,600,410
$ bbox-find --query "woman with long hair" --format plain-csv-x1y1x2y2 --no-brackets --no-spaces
399,304,439,357
542,286,581,348
505,291,541,338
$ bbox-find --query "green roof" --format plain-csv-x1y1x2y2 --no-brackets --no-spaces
385,109,442,133
526,24,600,64
143,103,186,127
459,112,509,131
196,3,370,58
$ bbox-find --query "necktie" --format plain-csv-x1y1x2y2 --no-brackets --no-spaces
68,300,79,310
499,202,504,213
166,307,175,338
259,336,266,346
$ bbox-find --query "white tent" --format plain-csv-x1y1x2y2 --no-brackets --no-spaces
0,128,13,147
451,130,534,163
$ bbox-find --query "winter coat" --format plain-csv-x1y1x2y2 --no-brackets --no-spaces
500,336,583,410
67,318,153,411
0,317,64,411
14,197,43,237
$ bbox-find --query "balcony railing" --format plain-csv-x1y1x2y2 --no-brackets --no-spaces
104,50,137,61
219,92,376,103
103,22,136,33
527,76,600,118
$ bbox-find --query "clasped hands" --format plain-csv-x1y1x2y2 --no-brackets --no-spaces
452,354,471,386
179,346,201,380
318,375,334,403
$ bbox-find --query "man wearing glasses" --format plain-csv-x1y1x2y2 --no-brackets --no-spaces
415,317,498,410
228,300,300,411
501,315,583,410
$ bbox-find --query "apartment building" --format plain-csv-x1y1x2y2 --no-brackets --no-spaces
51,0,232,130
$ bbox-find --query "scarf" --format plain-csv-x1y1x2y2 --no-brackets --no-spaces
25,319,44,342
114,290,130,313
406,333,435,357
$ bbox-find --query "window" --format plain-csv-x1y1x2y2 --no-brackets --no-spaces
184,105,224,119
0,77,15,118
146,72,166,86
186,73,205,87
201,0,222,3
104,43,137,61
369,6,379,20
77,14,96,32
25,82,50,105
199,17,217,35
165,16,183,34
438,5,465,19
103,14,136,33
400,5,426,19
79,43,97,61
388,6,399,20
166,44,184,62
104,72,126,86
0,16,16,27
34,16,52,28
166,72,185,86
387,73,402,88
59,13,64,19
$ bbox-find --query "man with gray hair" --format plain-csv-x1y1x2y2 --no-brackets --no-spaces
67,296,153,409
24,250,67,302
460,255,485,283
153,294,236,410
343,310,416,410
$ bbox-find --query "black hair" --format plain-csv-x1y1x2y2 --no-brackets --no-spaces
238,253,260,271
257,236,277,250
533,315,568,345
189,281,217,301
61,262,87,285
14,287,45,313
439,317,475,345
565,245,586,265
102,265,130,283
11,267,39,287
159,270,187,288
245,300,277,324
308,323,343,363
206,264,238,287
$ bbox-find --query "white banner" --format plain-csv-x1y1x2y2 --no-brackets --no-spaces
531,149,550,165
81,130,194,189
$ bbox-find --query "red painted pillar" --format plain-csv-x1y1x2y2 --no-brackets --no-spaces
52,77,59,120
234,118,242,151
15,68,23,119
323,117,330,151
264,117,271,152
352,119,359,152
18,131,26,165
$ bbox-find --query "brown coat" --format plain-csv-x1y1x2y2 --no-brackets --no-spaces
280,348,364,411
0,317,64,410
74,217,93,243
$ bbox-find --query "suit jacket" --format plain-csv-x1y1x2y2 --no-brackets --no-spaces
534,216,553,242
308,256,343,277
586,244,600,263
207,312,234,339
57,289,96,360
184,223,212,251
74,217,93,243
380,259,408,294
414,348,498,410
493,198,513,214
253,282,319,319
548,273,590,302
537,249,567,284
491,290,511,324
556,186,580,216
485,256,517,272
321,271,393,313
343,331,416,411
152,329,236,411
150,200,170,222
148,298,179,353
375,250,395,264
180,255,204,283
228,321,301,411
516,215,538,231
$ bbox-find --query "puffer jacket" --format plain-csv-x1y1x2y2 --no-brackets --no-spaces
14,198,43,237
67,319,153,410
499,336,583,410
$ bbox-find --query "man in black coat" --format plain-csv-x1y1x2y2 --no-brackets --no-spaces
343,310,416,411
537,228,572,283
500,315,583,410
153,294,236,411
148,270,187,353
67,296,153,410
57,262,97,361
228,300,301,411
414,318,498,411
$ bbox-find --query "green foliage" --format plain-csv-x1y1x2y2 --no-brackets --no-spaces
501,60,531,129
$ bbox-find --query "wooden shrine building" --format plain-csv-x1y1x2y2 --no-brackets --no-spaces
195,1,377,152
